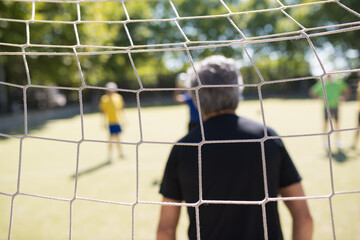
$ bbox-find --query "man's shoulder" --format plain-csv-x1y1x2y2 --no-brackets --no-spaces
178,127,202,143
238,117,274,136
177,115,275,142
238,116,262,128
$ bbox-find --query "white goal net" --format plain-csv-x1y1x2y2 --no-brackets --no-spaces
0,0,359,239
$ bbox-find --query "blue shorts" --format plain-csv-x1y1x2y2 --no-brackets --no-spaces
109,124,122,135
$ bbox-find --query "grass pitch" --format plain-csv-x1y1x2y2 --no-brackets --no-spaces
1,98,360,240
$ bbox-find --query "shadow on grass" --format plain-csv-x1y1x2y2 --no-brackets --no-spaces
332,150,348,163
0,124,48,140
0,104,97,140
0,99,179,141
71,160,112,178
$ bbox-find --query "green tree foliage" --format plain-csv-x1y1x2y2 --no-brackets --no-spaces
0,0,359,112
285,0,360,69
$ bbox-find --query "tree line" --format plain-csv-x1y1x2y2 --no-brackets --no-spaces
0,0,359,113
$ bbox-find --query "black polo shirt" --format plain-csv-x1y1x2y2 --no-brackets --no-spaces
160,114,301,240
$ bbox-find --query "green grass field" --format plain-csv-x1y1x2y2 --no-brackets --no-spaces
1,98,360,240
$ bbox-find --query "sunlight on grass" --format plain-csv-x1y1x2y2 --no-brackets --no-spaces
1,99,359,239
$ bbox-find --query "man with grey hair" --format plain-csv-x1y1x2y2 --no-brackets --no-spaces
157,55,313,240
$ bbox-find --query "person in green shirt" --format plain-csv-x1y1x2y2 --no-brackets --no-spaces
309,75,350,149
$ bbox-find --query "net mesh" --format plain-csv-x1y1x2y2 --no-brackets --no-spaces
0,0,360,239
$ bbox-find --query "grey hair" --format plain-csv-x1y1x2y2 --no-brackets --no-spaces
188,55,243,116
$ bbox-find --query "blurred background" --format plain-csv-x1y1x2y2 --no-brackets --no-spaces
0,0,359,127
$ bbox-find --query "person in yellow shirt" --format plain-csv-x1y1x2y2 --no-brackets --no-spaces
99,82,125,160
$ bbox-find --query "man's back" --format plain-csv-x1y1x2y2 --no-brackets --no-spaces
160,114,301,239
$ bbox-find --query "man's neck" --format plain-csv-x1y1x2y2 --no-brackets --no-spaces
203,109,236,121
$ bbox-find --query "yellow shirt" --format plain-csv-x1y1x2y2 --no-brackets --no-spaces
99,93,124,124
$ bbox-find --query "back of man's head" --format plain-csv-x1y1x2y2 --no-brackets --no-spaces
188,55,242,116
